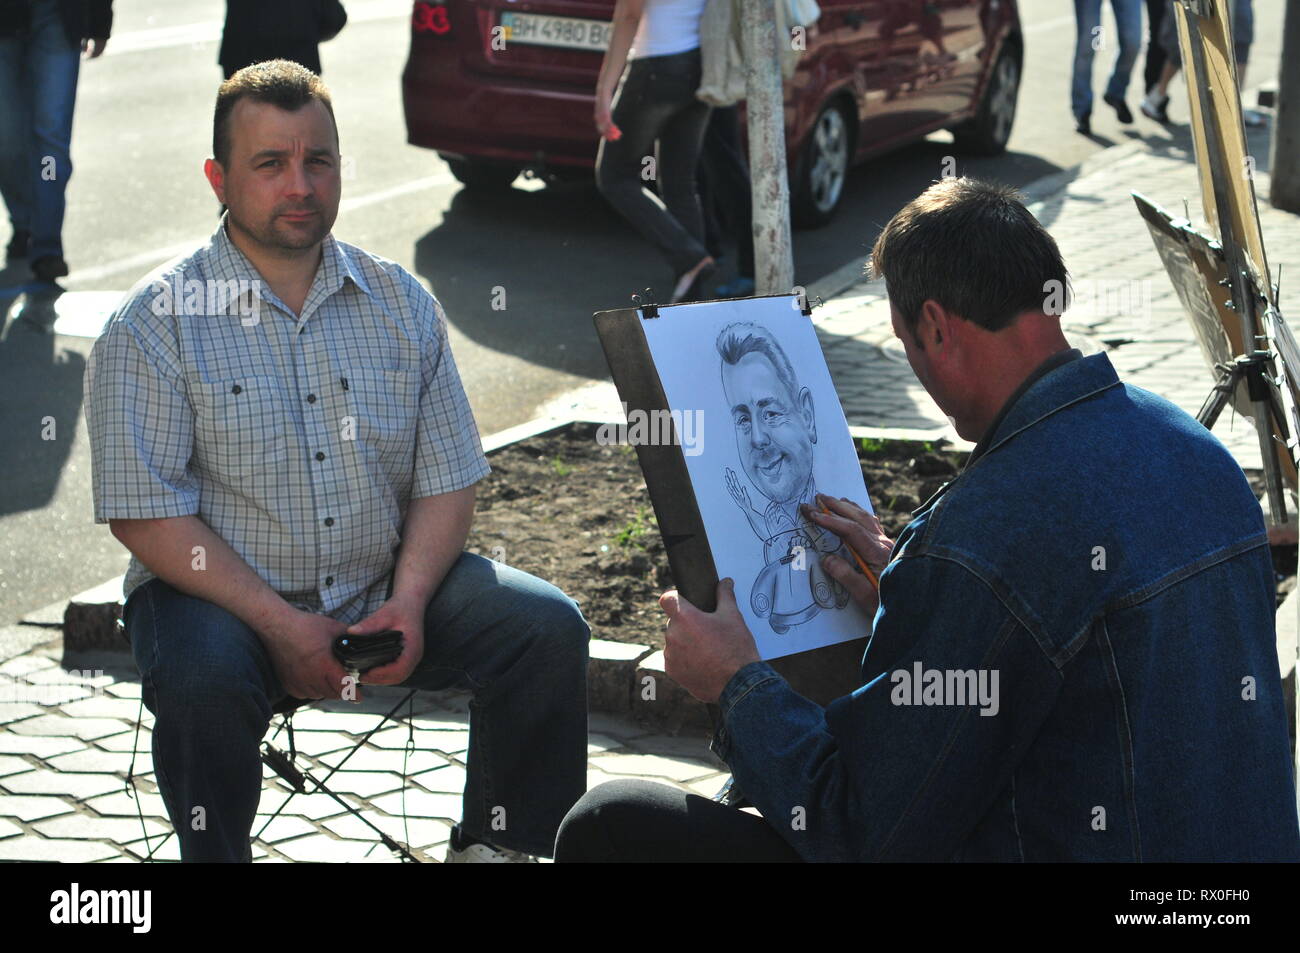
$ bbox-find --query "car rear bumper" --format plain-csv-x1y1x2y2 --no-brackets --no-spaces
403,59,601,170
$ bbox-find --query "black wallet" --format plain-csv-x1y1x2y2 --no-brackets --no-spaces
333,629,403,673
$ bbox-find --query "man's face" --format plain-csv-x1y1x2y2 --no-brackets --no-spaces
892,303,951,418
211,98,340,255
722,352,815,504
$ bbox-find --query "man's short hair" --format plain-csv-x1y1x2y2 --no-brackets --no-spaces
717,322,800,404
869,177,1071,337
213,59,338,167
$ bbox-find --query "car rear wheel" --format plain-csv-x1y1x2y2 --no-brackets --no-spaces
950,46,1019,156
444,157,522,191
792,102,853,229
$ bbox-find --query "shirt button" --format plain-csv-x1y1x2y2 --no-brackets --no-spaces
306,393,316,403
324,517,334,526
325,576,334,586
315,451,326,461
231,384,242,395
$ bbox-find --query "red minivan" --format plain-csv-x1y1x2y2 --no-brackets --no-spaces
402,0,1022,226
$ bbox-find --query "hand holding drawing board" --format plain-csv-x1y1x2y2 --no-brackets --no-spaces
594,293,874,663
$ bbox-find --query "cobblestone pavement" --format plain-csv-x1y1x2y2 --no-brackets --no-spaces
5,121,1298,862
813,122,1300,473
0,642,729,862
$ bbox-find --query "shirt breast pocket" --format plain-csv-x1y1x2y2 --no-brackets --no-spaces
191,376,289,479
344,367,419,470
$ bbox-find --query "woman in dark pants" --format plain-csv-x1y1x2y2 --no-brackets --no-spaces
594,0,715,303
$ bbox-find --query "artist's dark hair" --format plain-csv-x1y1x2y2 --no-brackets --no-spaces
870,177,1071,339
716,322,800,402
213,59,338,167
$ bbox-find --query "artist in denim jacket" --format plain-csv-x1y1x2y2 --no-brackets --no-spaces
556,177,1300,862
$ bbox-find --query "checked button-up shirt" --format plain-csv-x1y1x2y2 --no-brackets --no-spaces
85,218,491,624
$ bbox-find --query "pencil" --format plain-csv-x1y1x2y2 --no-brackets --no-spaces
821,504,880,591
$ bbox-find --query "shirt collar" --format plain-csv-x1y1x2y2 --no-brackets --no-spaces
910,350,1120,516
966,348,1084,465
204,214,373,315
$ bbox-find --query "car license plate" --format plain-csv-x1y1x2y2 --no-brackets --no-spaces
499,12,611,51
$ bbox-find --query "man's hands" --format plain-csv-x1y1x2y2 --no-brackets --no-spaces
658,495,894,704
261,608,352,702
344,592,427,689
800,494,894,614
661,579,760,704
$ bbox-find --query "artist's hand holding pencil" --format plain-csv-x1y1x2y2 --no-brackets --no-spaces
800,494,895,613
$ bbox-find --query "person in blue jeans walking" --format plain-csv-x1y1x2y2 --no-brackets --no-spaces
85,61,590,863
0,0,112,281
1071,0,1142,134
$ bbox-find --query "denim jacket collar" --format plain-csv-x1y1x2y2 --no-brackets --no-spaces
913,351,1123,516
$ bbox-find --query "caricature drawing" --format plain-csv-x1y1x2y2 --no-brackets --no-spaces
717,322,851,634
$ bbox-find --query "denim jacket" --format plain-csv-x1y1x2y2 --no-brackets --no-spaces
713,352,1300,861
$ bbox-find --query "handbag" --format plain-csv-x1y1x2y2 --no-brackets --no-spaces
316,0,348,42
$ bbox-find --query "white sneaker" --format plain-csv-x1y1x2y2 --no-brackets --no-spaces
444,841,539,863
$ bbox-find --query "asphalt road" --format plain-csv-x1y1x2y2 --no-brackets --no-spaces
0,0,1288,624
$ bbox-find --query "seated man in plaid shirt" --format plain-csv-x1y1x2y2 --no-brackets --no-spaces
84,60,589,863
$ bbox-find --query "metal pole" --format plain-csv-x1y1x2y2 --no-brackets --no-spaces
739,0,795,294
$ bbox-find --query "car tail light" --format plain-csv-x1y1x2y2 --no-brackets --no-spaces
412,1,452,36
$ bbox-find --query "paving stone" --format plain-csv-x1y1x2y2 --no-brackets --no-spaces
103,681,143,699
0,701,45,721
252,814,318,844
83,789,168,818
24,666,113,686
0,835,122,862
1,768,123,799
586,712,651,741
369,788,462,822
94,728,151,753
319,771,405,798
123,834,181,861
272,730,357,755
322,810,452,849
0,794,76,821
587,733,626,754
9,713,130,741
409,764,467,794
275,832,392,862
256,789,350,821
279,709,380,734
588,752,720,783
318,744,449,775
0,656,57,677
58,695,151,720
0,817,24,838
0,754,34,777
33,812,168,841
367,726,469,753
45,747,136,773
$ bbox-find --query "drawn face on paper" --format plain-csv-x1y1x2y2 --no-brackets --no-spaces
722,352,817,504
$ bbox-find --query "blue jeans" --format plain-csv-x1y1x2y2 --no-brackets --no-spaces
0,0,80,260
1071,0,1142,118
125,552,590,862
